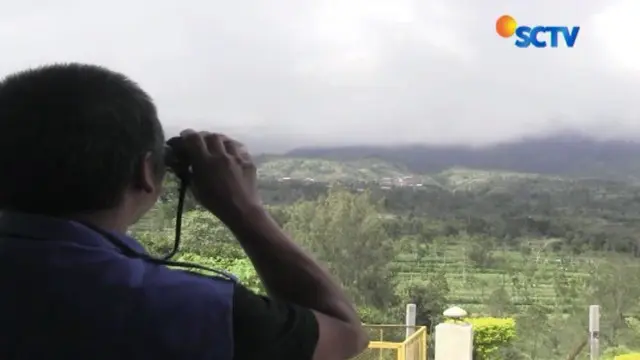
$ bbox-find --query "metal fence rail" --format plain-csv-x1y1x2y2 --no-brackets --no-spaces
352,325,428,360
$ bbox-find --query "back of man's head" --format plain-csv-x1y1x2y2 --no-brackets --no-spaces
0,63,165,216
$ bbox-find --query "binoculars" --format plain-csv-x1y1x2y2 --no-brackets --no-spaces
164,137,190,183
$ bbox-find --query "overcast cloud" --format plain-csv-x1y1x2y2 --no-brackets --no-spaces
1,0,639,150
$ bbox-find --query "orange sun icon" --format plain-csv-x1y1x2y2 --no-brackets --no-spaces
496,15,517,38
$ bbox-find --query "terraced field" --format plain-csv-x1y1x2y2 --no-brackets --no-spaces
391,243,602,314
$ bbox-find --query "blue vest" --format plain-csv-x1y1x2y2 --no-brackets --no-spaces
0,212,235,359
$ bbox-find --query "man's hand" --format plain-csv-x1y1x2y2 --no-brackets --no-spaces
179,129,262,223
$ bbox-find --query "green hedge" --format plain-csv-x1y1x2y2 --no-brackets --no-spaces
465,317,516,360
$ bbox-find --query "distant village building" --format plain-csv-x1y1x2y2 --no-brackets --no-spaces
378,175,423,188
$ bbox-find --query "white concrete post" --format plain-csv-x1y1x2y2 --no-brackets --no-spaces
405,304,418,360
589,305,600,360
435,306,473,360
405,303,417,338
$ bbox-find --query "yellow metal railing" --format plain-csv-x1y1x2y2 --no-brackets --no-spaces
352,325,428,360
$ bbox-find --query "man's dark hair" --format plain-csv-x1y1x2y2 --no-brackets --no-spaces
0,63,165,215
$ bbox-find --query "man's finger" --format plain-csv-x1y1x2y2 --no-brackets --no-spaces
237,146,252,164
180,129,209,159
203,133,229,157
223,139,243,158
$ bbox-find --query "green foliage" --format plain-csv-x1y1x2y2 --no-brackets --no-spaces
284,188,397,307
485,287,514,317
395,271,450,328
615,353,640,360
466,317,516,360
134,209,245,259
465,235,496,268
134,207,262,293
179,210,246,259
604,346,633,359
174,253,262,293
358,306,392,324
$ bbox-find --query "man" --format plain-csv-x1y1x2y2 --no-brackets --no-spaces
0,63,368,359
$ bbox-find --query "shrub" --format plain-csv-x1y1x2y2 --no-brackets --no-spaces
358,306,390,324
174,252,263,293
615,353,640,360
603,346,632,360
456,317,516,360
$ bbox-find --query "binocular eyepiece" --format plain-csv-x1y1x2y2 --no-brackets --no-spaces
164,137,190,183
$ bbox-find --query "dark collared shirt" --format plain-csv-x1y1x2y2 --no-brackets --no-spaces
0,212,318,360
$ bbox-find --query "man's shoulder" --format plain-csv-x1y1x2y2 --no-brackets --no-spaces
131,265,234,312
136,264,236,309
0,233,237,316
126,265,236,358
0,239,237,359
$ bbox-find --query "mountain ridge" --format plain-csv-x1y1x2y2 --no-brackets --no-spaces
285,134,640,180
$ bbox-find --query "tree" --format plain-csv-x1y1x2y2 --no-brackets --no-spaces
395,267,450,329
284,188,397,307
179,210,245,259
485,286,515,317
586,257,640,349
465,235,495,268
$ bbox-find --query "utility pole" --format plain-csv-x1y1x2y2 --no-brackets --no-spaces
589,305,600,360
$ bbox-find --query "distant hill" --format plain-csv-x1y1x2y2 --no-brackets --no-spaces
286,134,640,180
431,167,631,196
435,168,568,192
256,157,417,183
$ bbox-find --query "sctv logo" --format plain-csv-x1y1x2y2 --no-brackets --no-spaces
496,15,580,48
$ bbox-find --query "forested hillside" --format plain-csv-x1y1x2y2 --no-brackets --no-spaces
256,172,640,254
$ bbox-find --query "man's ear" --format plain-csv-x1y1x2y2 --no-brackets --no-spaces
138,152,158,194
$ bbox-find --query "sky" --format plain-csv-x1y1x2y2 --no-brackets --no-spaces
1,0,639,151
